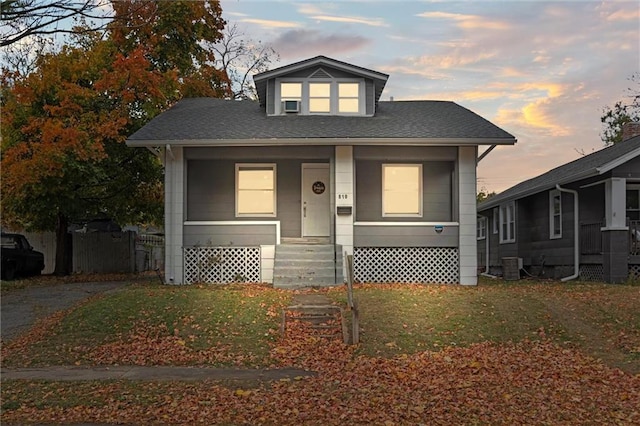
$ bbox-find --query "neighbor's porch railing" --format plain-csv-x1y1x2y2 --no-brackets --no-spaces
580,220,640,256
630,220,640,256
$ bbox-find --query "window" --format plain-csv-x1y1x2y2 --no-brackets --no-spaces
549,190,562,239
280,82,301,112
477,216,487,240
236,164,276,217
309,82,331,113
278,80,362,115
499,201,515,243
492,207,499,234
382,164,422,217
338,82,360,113
627,186,640,221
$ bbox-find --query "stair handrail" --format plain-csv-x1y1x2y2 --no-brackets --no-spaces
344,250,359,344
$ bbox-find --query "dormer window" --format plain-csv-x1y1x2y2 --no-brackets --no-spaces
338,83,359,113
277,79,363,116
253,56,389,117
309,83,331,113
281,83,302,112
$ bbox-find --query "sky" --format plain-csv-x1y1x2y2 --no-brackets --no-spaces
220,0,639,194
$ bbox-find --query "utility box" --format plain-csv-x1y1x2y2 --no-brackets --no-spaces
502,257,521,281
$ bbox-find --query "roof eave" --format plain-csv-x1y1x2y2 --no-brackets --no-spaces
479,168,600,211
253,56,389,83
596,146,640,174
127,137,516,148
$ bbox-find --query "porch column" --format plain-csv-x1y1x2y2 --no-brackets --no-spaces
164,146,185,284
602,177,628,283
335,146,354,278
458,146,478,285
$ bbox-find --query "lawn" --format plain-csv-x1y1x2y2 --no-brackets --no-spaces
2,278,639,425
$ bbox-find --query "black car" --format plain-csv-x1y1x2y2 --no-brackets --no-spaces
1,233,45,280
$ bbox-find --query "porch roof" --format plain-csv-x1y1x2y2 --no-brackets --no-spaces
479,135,640,211
126,98,516,147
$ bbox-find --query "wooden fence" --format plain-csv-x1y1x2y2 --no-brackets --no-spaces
73,231,136,274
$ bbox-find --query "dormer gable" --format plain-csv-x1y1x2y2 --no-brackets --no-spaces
253,56,389,117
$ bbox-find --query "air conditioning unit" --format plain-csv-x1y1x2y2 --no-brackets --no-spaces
282,100,300,113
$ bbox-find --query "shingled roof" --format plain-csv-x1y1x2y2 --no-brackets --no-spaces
127,98,516,146
479,135,640,211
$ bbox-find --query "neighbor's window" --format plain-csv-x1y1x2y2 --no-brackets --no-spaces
499,201,516,243
477,216,487,240
627,186,640,221
492,207,499,234
338,82,360,113
236,164,276,217
309,82,331,113
549,190,562,239
382,164,422,217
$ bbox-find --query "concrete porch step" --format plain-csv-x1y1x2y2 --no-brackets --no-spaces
273,243,343,288
275,244,336,255
281,293,347,342
280,237,331,245
274,259,336,268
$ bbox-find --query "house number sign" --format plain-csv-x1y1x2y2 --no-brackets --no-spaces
312,181,326,194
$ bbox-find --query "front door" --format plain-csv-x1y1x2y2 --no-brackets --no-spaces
302,164,330,237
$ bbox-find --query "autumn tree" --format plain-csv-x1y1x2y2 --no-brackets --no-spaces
601,73,640,145
1,36,169,273
109,0,229,98
1,0,228,275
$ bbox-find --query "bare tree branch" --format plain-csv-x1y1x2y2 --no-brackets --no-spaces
1,0,112,47
211,23,279,100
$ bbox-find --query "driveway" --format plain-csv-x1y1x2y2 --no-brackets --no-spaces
1,281,131,341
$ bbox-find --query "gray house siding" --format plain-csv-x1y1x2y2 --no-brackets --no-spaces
612,156,640,177
355,160,454,222
285,66,357,79
266,79,275,115
352,146,458,248
354,225,458,247
517,191,576,274
184,224,277,246
185,146,333,243
365,79,374,115
579,184,605,223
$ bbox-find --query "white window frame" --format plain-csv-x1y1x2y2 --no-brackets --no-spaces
477,216,487,240
309,82,331,113
338,82,360,114
382,164,423,218
549,190,562,239
276,79,363,115
492,207,499,234
235,163,277,217
499,201,516,243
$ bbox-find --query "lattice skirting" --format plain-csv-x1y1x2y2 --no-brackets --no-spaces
183,247,261,284
353,247,459,284
579,264,604,282
629,264,640,281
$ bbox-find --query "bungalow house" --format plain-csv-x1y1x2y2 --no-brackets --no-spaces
477,123,640,283
127,56,516,287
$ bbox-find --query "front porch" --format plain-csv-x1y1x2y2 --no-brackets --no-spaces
580,220,640,281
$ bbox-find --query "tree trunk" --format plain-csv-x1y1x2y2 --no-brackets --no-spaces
54,212,72,276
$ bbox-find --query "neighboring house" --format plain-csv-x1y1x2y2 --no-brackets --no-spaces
477,123,640,283
127,56,516,287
